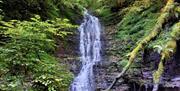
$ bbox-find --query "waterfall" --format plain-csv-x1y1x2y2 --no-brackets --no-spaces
152,84,159,91
71,11,102,91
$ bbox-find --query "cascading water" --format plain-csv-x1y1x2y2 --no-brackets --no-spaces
71,11,102,91
152,84,159,91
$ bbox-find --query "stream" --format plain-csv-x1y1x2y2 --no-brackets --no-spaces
70,11,102,91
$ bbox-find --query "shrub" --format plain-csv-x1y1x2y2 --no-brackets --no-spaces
0,15,76,91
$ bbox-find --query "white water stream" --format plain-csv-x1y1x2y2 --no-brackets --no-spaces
71,11,102,91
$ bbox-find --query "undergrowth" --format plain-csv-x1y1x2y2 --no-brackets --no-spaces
0,15,77,91
116,0,164,62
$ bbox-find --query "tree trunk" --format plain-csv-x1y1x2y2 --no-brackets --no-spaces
105,0,175,90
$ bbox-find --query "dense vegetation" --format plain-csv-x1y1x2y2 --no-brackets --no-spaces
0,0,179,91
0,0,78,90
104,0,180,90
0,16,77,90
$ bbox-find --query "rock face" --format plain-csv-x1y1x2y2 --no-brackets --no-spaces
55,31,81,75
94,25,129,91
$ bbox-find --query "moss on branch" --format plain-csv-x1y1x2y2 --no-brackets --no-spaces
106,0,175,90
152,22,180,91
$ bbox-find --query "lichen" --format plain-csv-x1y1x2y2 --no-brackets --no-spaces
153,58,164,84
152,22,179,85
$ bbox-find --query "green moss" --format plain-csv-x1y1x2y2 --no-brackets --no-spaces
171,22,180,40
107,1,176,87
148,22,180,51
153,59,164,84
152,22,179,85
115,0,164,59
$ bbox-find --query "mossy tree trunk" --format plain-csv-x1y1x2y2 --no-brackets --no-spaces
105,0,175,90
152,22,180,91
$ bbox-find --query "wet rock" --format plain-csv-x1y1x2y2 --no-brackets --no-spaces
55,30,82,75
94,25,131,91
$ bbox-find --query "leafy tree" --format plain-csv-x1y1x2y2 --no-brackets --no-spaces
0,15,77,91
2,0,83,22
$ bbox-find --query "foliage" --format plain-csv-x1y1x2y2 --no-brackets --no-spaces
116,0,174,75
171,22,180,40
152,22,179,85
44,0,84,22
116,0,164,59
2,0,83,22
106,0,178,90
0,16,76,90
0,0,3,19
149,21,180,51
75,0,114,22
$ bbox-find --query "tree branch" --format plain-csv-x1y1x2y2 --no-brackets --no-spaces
105,0,175,90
